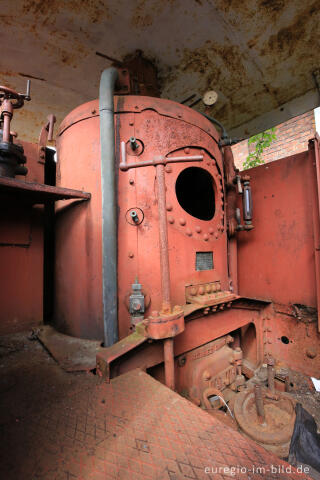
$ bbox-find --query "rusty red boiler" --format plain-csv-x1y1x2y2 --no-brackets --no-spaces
52,67,320,455
55,89,231,340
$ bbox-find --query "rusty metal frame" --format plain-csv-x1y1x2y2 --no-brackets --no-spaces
0,175,91,203
312,133,320,332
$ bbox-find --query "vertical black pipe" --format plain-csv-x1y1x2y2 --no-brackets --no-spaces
99,67,119,347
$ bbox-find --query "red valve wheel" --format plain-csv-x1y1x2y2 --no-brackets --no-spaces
0,86,24,109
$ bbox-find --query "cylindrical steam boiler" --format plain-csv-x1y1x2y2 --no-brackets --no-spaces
54,75,231,346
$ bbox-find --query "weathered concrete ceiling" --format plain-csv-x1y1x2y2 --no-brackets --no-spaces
0,0,319,143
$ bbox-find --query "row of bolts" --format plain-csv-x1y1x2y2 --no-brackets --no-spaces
254,357,290,425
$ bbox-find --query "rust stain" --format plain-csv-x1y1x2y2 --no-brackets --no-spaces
258,0,286,15
264,1,319,56
22,0,110,24
0,15,15,26
177,41,250,94
130,0,176,28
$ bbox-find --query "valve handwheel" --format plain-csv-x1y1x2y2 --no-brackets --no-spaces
0,80,31,177
0,80,31,109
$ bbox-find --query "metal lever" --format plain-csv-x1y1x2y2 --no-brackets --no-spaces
24,80,31,101
120,141,203,171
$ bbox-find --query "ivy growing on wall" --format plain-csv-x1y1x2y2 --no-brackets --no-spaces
243,127,277,170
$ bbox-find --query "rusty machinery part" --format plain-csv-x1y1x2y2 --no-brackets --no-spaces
202,386,239,431
38,114,56,164
113,50,160,97
0,131,27,177
55,93,231,347
176,335,246,408
0,82,30,109
146,306,184,340
0,81,31,177
120,140,204,171
185,282,238,307
202,386,225,410
234,175,254,232
223,146,254,235
128,278,145,328
125,207,144,225
124,289,151,314
234,386,296,458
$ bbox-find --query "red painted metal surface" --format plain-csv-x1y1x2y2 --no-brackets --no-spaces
311,135,320,331
237,149,317,307
55,96,227,341
264,304,320,378
55,91,320,410
0,175,90,202
1,367,311,480
0,141,44,335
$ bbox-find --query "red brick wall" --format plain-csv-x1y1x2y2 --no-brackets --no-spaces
232,110,316,170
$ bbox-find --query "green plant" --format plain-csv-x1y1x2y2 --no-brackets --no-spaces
243,127,277,170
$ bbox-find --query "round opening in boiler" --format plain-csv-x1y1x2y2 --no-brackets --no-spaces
175,167,215,221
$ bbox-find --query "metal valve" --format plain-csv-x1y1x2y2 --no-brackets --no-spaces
130,210,139,223
0,80,31,177
129,136,138,151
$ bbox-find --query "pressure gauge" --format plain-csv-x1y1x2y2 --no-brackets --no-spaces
203,90,218,106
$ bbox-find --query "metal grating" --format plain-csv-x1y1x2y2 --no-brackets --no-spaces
196,251,214,271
